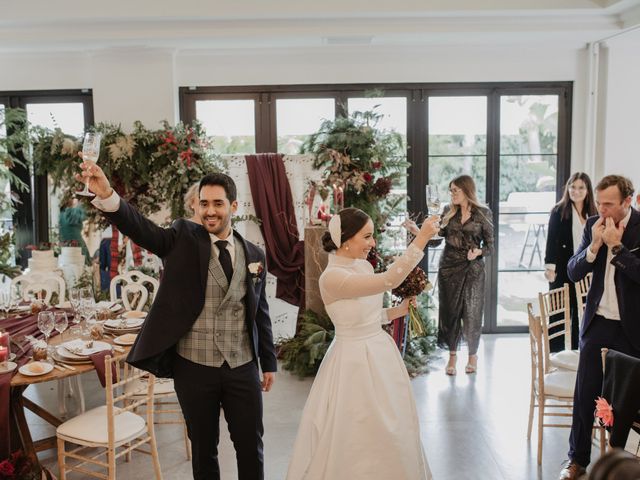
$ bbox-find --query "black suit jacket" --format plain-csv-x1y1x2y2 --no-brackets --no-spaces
545,206,576,289
567,208,640,349
102,199,277,378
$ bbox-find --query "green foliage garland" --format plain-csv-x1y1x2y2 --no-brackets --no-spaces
277,310,334,378
302,108,408,241
32,120,223,227
0,108,31,278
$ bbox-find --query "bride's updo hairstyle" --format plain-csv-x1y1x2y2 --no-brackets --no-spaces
321,208,370,252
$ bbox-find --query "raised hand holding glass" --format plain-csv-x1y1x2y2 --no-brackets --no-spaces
77,132,102,197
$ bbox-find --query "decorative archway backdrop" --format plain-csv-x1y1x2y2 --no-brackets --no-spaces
226,154,322,340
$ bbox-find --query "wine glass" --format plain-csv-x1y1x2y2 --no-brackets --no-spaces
0,293,12,317
37,311,55,350
77,132,102,197
69,287,81,324
54,311,68,342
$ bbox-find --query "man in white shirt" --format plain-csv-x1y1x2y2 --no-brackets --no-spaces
559,175,640,480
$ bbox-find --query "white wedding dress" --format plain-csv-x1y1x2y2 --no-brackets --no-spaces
286,244,432,480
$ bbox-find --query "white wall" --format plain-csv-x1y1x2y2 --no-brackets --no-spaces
600,28,640,189
1,44,589,169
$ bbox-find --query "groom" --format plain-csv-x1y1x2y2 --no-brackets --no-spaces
78,160,277,480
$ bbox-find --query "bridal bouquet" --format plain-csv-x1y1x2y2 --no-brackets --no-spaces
392,266,433,338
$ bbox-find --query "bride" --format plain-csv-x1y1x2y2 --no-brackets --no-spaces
286,208,438,480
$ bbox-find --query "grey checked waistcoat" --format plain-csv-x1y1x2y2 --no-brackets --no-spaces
176,238,254,368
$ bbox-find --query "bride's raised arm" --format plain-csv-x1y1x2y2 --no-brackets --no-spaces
320,244,424,304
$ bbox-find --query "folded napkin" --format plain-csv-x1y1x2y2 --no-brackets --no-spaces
63,339,111,356
90,350,118,388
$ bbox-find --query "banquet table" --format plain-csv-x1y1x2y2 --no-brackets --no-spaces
1,308,131,479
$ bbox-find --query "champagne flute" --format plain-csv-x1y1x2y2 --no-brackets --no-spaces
425,185,442,216
425,184,444,244
54,311,68,342
77,132,102,197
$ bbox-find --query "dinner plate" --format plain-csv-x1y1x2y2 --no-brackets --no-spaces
0,361,17,374
104,318,144,329
19,362,53,376
113,334,137,346
52,350,92,365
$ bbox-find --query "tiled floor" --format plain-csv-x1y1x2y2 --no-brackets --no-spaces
28,334,637,479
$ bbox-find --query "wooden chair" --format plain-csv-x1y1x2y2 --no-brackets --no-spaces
538,284,579,372
575,272,593,323
527,303,577,464
110,270,159,311
56,355,163,480
125,371,191,460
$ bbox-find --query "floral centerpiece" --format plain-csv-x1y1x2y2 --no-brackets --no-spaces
0,450,40,480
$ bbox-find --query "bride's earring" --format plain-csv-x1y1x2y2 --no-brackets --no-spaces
344,243,349,251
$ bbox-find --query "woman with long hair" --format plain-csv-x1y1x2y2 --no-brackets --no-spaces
544,171,596,351
405,174,494,375
286,208,439,480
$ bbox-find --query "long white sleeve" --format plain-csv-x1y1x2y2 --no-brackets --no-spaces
320,245,424,305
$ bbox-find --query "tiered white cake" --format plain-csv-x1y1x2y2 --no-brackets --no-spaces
58,247,85,287
28,250,59,272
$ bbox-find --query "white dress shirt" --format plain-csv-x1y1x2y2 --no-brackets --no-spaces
92,189,237,267
571,205,585,254
585,208,632,321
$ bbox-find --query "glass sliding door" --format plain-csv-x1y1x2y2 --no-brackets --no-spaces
275,98,335,154
195,99,256,154
496,95,559,328
426,96,488,313
26,102,88,242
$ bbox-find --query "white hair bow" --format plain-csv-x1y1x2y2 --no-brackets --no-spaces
328,215,342,248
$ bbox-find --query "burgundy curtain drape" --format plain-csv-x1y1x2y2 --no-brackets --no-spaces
245,154,305,308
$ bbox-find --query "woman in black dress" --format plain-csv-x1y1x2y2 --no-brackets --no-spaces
406,175,493,375
543,172,596,351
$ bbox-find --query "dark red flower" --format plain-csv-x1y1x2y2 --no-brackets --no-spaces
362,172,373,183
372,161,382,170
372,177,392,197
0,460,15,476
366,247,380,269
392,266,429,298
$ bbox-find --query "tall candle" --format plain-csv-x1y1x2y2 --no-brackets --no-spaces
0,330,9,348
0,346,7,366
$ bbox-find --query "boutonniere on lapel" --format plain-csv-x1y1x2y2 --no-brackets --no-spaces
248,262,264,285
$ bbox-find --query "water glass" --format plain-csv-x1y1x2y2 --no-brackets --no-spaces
69,288,81,323
37,311,55,350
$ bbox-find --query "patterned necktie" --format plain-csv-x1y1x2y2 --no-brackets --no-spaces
215,240,233,284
